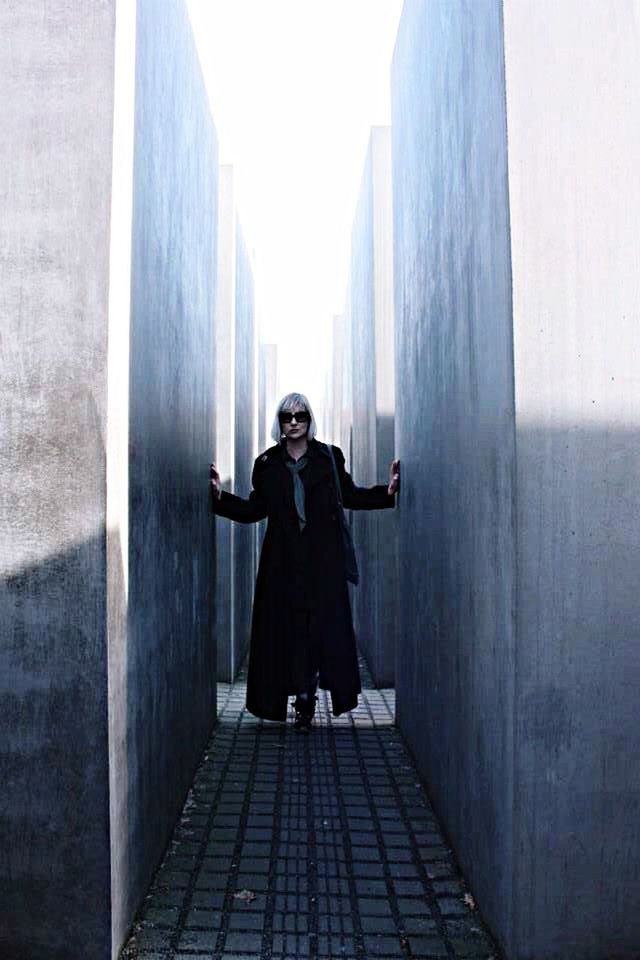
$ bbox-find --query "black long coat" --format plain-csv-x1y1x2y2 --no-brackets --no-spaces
212,438,394,720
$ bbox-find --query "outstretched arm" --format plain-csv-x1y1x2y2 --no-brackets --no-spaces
210,461,268,524
332,446,397,511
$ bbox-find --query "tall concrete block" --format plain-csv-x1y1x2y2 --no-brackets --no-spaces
233,226,257,676
125,0,218,951
329,313,348,450
213,172,257,681
214,166,237,680
392,2,640,958
0,1,218,957
257,343,278,553
335,298,355,464
0,5,119,955
504,2,640,956
348,128,397,686
258,343,278,453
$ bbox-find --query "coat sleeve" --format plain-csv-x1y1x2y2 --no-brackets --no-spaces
210,458,268,523
332,445,395,511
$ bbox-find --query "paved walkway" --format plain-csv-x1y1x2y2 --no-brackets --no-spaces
122,660,499,960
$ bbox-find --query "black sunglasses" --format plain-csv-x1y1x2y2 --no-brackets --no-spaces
279,410,311,424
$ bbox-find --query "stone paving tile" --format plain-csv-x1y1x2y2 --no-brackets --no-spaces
121,659,500,960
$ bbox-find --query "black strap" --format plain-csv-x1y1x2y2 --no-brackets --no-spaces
324,444,343,506
323,443,359,585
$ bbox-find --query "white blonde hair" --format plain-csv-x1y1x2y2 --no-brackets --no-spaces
270,392,318,442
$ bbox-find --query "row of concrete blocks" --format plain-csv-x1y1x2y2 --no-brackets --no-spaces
335,1,640,958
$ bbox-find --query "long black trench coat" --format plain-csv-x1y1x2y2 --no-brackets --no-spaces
211,438,394,720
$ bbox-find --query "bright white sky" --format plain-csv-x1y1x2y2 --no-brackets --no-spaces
186,0,403,410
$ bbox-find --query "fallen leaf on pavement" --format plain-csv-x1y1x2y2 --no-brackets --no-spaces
234,889,256,904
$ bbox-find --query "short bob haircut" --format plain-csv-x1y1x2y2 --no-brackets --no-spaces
270,392,318,443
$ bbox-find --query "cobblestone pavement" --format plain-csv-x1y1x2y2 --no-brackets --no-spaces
122,660,500,960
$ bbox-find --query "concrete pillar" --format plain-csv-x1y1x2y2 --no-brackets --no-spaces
348,127,398,686
256,343,278,554
233,226,257,677
504,3,640,955
0,2,218,957
329,313,347,450
392,2,640,957
214,166,237,680
213,175,257,682
0,6,119,956
335,297,355,467
258,343,278,453
125,2,218,952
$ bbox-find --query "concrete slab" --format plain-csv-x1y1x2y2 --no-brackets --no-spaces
347,129,398,687
232,226,257,680
0,1,218,956
392,1,640,956
214,166,238,681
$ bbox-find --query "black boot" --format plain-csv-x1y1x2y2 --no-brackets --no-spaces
293,692,317,732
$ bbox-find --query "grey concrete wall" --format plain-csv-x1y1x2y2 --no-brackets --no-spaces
107,0,136,951
258,343,278,454
325,315,341,446
232,226,257,676
0,1,218,957
348,128,397,686
0,4,117,956
124,0,218,952
214,166,237,681
343,320,354,467
504,2,640,957
392,0,516,948
257,344,278,553
392,1,640,958
213,174,257,681
329,313,348,450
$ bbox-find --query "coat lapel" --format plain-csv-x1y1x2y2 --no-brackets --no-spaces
262,439,332,495
304,441,333,493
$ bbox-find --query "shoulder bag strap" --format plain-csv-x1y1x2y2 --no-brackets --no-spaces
325,443,343,506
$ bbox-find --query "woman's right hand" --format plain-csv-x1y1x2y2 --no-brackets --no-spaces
210,462,222,499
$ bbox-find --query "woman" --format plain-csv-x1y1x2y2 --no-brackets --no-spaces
210,392,400,731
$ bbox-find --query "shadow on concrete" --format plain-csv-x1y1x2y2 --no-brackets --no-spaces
0,509,217,960
0,535,112,960
120,671,501,960
395,423,640,960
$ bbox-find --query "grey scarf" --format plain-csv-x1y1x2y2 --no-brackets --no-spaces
285,455,308,531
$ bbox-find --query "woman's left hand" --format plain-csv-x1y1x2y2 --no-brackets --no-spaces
388,458,400,496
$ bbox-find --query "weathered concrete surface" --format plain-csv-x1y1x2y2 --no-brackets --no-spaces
256,343,278,553
214,164,258,683
329,312,350,453
258,342,278,453
392,0,516,947
0,1,218,957
214,166,237,681
0,4,117,957
125,0,217,954
107,0,136,952
232,226,257,675
213,170,257,681
392,1,640,958
348,128,397,686
504,2,640,957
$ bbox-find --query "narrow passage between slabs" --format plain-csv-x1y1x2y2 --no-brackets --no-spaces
122,658,500,960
